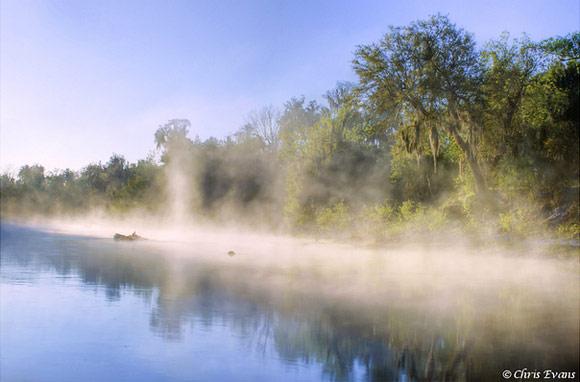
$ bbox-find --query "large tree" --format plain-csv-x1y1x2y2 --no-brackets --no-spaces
353,15,488,194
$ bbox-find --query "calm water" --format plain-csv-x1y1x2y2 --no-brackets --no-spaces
1,223,578,382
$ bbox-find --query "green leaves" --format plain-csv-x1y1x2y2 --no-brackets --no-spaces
354,14,487,193
540,32,580,62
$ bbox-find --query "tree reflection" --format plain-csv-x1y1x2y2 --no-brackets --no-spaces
2,225,577,382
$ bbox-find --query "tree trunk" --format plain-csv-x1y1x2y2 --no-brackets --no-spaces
429,124,439,173
446,121,488,195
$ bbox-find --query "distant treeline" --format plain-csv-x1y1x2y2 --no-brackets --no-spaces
2,16,578,240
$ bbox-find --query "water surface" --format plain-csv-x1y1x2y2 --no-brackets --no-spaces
1,223,578,381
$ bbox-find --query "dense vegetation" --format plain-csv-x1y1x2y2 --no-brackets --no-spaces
2,16,578,241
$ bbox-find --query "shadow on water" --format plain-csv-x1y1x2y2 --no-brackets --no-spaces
1,223,578,381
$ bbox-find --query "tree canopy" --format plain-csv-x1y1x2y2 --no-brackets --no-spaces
2,17,578,240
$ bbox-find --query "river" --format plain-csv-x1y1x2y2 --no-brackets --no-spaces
1,223,578,381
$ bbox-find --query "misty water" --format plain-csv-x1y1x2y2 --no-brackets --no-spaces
1,223,578,382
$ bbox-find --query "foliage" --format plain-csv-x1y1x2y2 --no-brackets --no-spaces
1,17,577,244
353,14,488,193
315,201,351,233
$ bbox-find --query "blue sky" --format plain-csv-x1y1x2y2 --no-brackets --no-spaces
1,0,578,171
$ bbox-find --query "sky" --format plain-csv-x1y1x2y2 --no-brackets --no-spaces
1,0,578,172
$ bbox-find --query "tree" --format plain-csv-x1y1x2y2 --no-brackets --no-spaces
244,106,281,149
520,35,580,200
480,34,541,162
103,154,131,198
18,165,45,191
80,163,107,195
540,32,580,62
324,82,356,115
278,97,323,162
154,119,193,163
353,15,488,194
0,173,18,207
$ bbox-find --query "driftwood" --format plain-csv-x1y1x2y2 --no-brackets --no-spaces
113,232,144,241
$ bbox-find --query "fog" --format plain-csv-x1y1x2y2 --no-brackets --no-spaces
19,212,579,320
1,9,578,381
8,122,578,323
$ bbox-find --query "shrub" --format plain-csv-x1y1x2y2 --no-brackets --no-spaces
315,201,351,233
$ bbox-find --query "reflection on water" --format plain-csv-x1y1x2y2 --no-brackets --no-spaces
1,224,578,382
